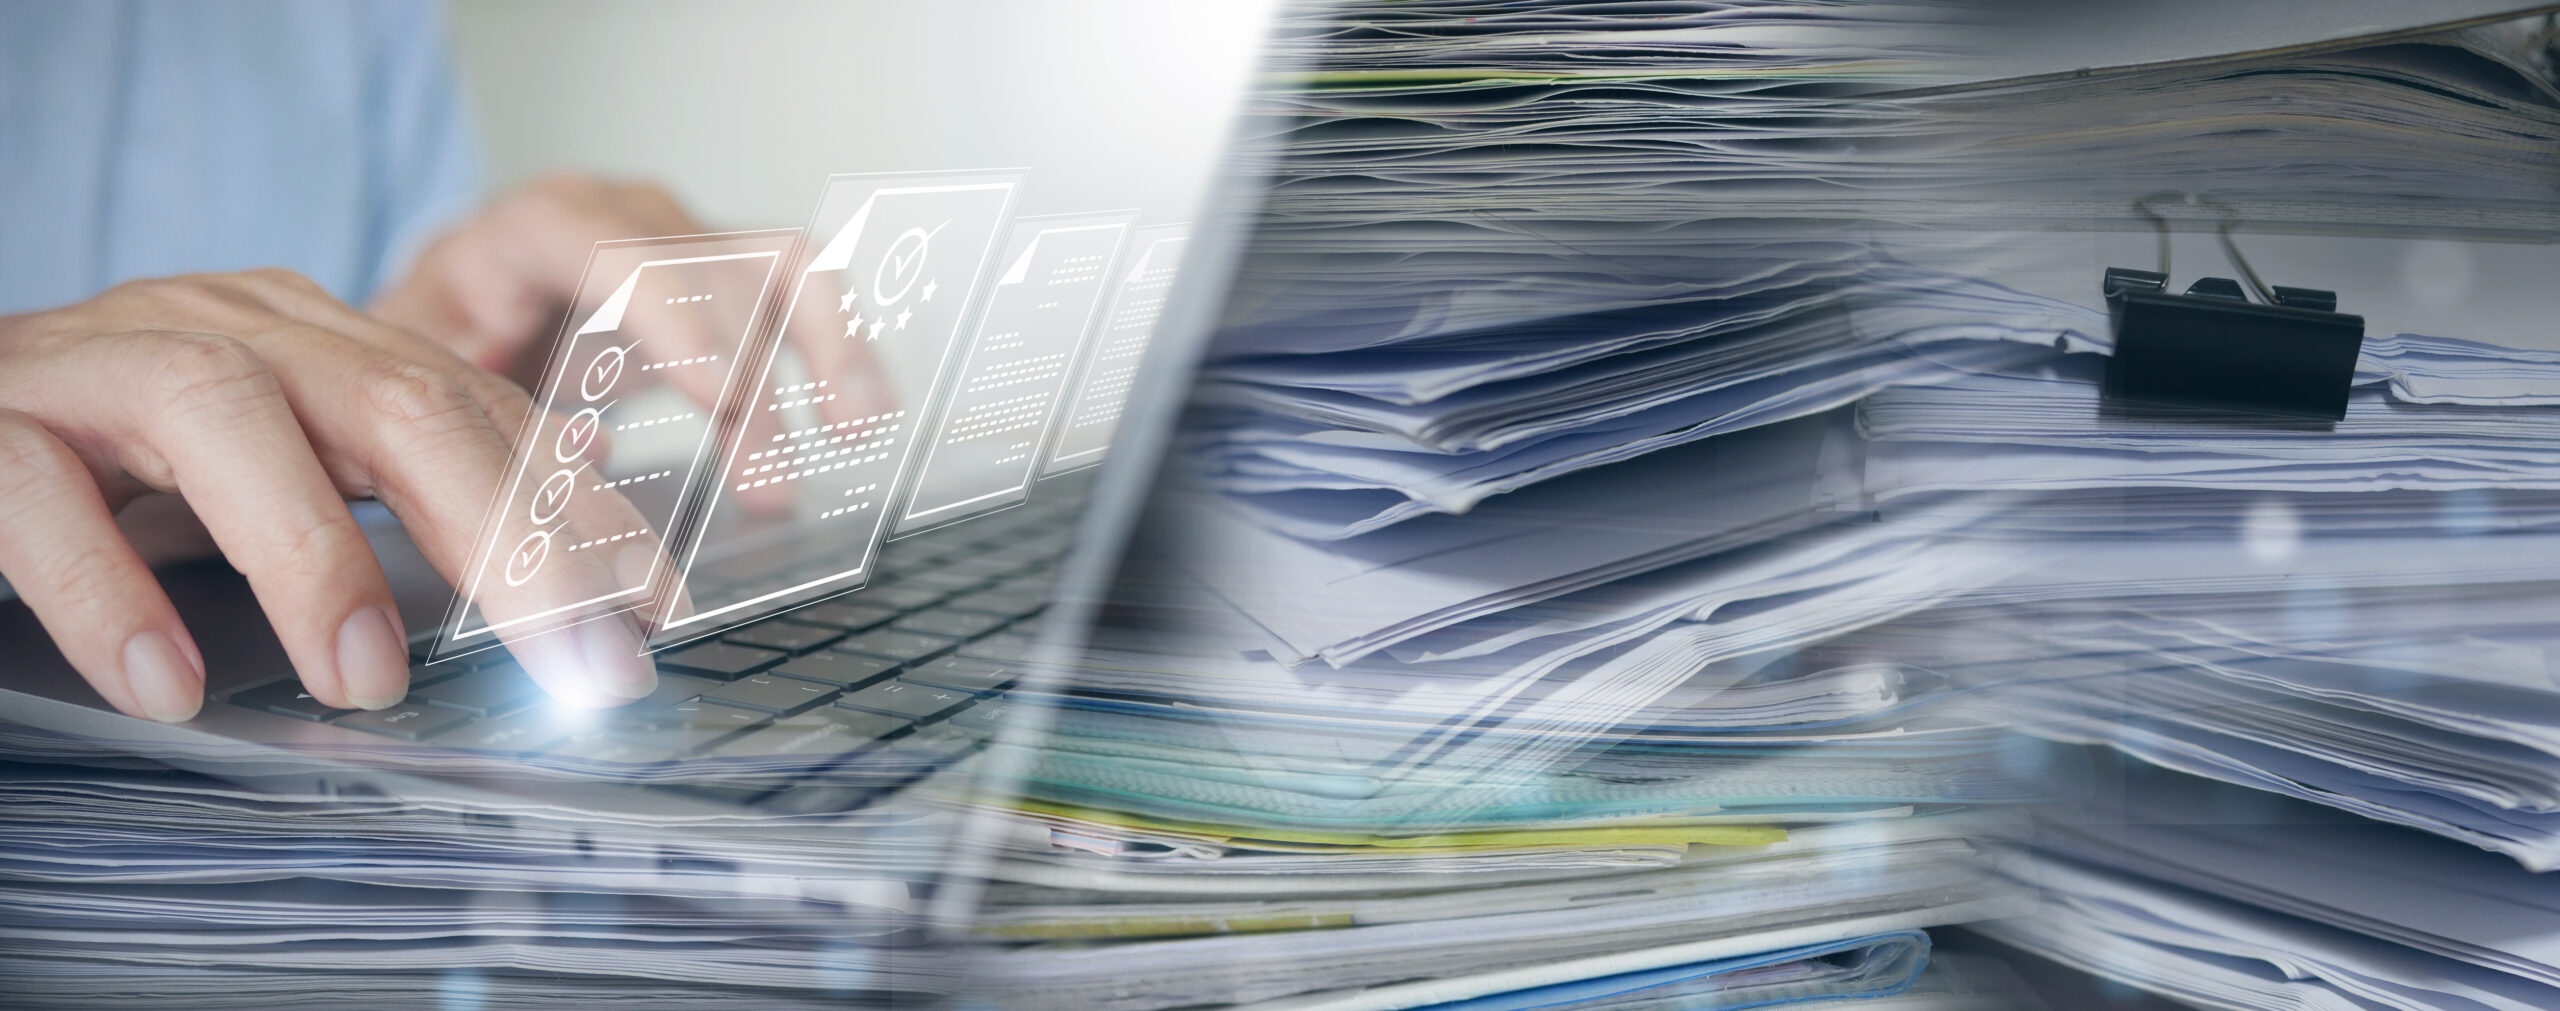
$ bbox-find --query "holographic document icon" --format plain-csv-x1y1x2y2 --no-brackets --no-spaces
898,211,1136,533
1044,223,1187,475
437,230,793,663
656,170,1022,643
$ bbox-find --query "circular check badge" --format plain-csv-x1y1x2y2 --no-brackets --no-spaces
529,469,576,526
581,343,629,402
870,226,933,308
555,407,603,465
503,529,552,588
514,337,629,586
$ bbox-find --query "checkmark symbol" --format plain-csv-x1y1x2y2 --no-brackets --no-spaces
579,344,631,401
554,406,604,465
530,469,577,525
503,529,553,587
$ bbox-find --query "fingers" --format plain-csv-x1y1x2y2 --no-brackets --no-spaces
374,175,707,382
233,268,549,457
0,411,203,722
136,335,415,711
218,271,667,705
488,484,674,708
3,269,673,716
29,334,405,711
369,239,555,380
240,323,663,706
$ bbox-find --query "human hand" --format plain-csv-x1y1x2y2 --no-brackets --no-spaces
0,269,664,722
372,174,894,490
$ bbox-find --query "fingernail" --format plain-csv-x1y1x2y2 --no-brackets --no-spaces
123,631,203,723
583,619,655,701
336,607,409,710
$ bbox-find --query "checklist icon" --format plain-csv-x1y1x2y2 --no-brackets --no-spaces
435,230,798,663
655,169,1023,644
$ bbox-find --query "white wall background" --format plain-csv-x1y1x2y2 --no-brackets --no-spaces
445,0,1277,232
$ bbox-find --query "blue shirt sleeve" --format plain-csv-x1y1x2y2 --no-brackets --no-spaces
0,0,483,316
360,0,482,304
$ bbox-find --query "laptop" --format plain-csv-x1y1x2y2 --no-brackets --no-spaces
0,80,1275,1011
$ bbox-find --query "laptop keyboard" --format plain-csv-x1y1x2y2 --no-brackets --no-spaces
214,496,1080,773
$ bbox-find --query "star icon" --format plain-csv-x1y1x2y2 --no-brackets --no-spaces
837,288,858,313
921,279,939,302
844,312,866,338
895,307,914,331
866,319,885,342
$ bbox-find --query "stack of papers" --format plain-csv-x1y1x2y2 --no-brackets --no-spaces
986,5,2560,1007
1823,20,2560,999
1970,763,2560,1010
0,756,960,1003
952,6,2094,1007
1888,577,2560,868
1811,244,2560,872
1860,341,2560,502
10,3,2555,1006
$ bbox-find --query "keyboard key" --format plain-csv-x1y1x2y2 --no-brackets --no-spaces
703,673,838,715
875,539,951,564
836,679,974,723
410,665,541,716
950,698,1025,735
778,558,852,582
771,651,902,690
957,632,1034,664
592,673,722,725
888,568,988,594
226,678,350,722
657,641,787,680
431,709,575,753
627,698,771,732
616,726,757,757
893,610,1008,641
550,737,680,765
943,588,1046,619
872,588,956,613
602,698,765,755
956,509,1038,535
790,601,900,632
903,657,1014,695
723,620,843,655
993,574,1057,597
870,558,940,582
405,662,463,689
934,554,1026,580
834,628,960,665
412,638,511,668
713,709,910,759
887,724,984,762
336,703,474,742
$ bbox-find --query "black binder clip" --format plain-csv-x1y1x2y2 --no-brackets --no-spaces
2101,195,2365,422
